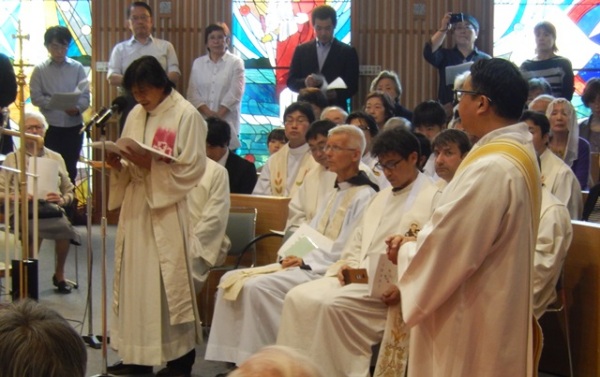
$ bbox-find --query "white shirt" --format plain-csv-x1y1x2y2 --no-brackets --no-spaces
108,35,180,78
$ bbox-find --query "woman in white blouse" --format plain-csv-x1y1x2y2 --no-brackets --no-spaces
187,23,245,149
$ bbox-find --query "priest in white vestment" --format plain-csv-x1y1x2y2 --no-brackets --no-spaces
188,159,231,292
253,102,318,197
520,110,583,219
205,125,378,366
285,119,379,235
389,59,541,377
106,56,205,376
277,128,438,377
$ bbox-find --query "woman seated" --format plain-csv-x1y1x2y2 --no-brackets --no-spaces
0,111,79,294
547,98,591,189
370,70,413,121
364,91,395,131
579,77,600,154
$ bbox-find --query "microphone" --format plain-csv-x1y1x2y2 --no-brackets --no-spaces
80,106,108,134
95,96,128,128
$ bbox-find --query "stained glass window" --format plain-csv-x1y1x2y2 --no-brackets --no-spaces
494,0,600,119
231,0,352,167
0,0,92,122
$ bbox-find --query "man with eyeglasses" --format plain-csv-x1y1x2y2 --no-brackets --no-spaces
108,2,180,130
30,26,90,184
387,58,541,377
287,4,359,111
206,125,377,369
253,102,318,197
277,127,438,376
423,12,490,115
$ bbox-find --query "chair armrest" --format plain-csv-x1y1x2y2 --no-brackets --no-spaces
235,232,284,268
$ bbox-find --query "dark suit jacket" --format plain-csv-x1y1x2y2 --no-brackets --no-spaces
225,152,257,194
287,39,359,110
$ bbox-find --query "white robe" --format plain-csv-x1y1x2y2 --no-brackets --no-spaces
205,181,376,365
397,124,540,377
285,162,379,234
277,173,438,377
108,90,206,365
188,159,231,292
540,148,583,219
252,143,317,197
534,188,572,319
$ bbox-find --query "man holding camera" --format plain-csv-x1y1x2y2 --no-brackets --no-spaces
423,12,490,114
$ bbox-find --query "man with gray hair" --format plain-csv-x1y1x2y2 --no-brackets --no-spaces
0,299,87,377
320,105,348,124
229,346,323,377
206,125,378,367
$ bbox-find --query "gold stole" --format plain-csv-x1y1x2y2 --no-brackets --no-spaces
374,138,541,377
270,144,314,197
315,185,365,240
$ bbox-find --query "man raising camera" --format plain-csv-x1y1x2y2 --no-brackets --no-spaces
423,12,491,114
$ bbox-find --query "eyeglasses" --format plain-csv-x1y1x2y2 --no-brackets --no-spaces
375,159,403,171
453,89,493,104
25,125,44,132
324,145,357,153
309,143,327,154
284,117,309,125
454,24,475,32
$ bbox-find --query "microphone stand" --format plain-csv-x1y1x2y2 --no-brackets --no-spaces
90,119,114,377
82,122,101,350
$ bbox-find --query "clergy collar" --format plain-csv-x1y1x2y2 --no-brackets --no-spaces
334,170,380,192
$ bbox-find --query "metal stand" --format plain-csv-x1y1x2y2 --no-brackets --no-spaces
82,128,101,350
90,123,113,377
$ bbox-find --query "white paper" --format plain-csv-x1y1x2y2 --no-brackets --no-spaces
47,79,89,111
326,77,347,90
278,223,333,258
367,252,398,298
445,62,473,86
90,137,179,162
27,157,59,198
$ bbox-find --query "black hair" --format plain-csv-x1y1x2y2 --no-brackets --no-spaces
305,119,336,142
204,23,227,45
371,127,421,161
519,110,551,136
206,117,231,147
311,5,337,27
122,56,174,94
128,2,153,18
470,58,528,121
582,78,600,107
432,129,472,156
298,88,328,110
267,128,288,144
283,102,316,124
365,91,395,123
43,26,72,47
413,100,447,128
346,111,378,137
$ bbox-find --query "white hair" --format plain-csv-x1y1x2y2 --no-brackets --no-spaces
23,110,48,130
320,106,348,122
383,117,412,131
329,124,366,155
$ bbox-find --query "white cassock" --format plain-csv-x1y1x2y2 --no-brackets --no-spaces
205,180,377,365
252,143,317,197
362,151,391,190
396,123,541,377
540,148,583,219
108,90,206,365
285,162,379,234
277,173,438,377
188,159,231,292
534,187,573,319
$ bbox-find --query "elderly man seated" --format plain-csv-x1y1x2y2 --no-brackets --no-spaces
205,125,378,367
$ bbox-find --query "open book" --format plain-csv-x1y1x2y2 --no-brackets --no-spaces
90,137,179,162
47,79,89,111
277,223,333,259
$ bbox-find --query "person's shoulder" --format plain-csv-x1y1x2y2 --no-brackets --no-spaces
228,152,255,168
297,39,317,50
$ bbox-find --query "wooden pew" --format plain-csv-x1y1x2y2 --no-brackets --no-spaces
199,194,290,326
541,221,600,375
